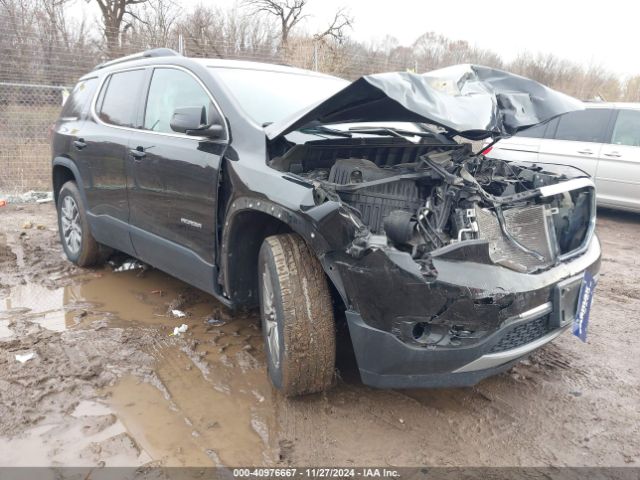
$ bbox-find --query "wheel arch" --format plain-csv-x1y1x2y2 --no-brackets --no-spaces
52,157,88,207
220,197,332,308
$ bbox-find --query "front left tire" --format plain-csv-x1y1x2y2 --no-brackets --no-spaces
258,233,336,396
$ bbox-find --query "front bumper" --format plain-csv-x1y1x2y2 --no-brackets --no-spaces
346,309,569,388
340,236,601,389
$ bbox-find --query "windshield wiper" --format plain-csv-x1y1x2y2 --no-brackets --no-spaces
298,125,353,138
299,124,450,141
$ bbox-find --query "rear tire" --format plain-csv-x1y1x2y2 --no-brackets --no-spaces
57,181,110,267
258,233,336,396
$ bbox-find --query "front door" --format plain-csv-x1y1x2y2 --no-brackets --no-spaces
490,121,547,163
125,66,227,293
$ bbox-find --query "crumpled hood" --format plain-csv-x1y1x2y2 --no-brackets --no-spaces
265,64,583,141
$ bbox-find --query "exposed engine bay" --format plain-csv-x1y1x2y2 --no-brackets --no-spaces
257,65,600,387
272,141,594,274
264,64,595,277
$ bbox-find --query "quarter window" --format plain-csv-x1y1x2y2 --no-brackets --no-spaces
143,68,214,134
96,69,146,127
553,109,611,143
60,78,99,119
611,110,640,147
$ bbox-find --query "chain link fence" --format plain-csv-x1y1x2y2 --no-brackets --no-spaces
0,82,69,193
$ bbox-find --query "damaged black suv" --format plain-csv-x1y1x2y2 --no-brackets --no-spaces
51,48,600,396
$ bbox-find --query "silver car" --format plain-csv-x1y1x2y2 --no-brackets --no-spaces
489,102,640,213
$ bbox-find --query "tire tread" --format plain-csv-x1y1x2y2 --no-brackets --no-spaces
264,233,335,396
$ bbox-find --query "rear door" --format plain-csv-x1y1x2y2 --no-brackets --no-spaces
536,108,614,177
597,109,640,211
125,66,228,294
80,68,147,254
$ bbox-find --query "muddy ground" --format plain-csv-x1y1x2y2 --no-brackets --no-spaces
0,203,638,467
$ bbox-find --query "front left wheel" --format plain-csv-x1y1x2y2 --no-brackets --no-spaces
258,233,336,396
57,181,109,267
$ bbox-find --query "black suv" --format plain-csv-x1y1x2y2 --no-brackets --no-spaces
52,49,601,395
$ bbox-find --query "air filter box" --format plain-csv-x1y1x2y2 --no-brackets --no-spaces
328,158,422,233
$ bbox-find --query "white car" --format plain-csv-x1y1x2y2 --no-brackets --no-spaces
489,102,640,213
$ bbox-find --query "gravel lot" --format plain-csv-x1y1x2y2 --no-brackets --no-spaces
0,203,638,467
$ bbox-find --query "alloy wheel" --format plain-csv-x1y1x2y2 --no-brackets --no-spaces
262,270,280,369
60,195,82,255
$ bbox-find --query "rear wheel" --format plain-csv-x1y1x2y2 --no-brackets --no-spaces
258,233,336,396
57,181,110,267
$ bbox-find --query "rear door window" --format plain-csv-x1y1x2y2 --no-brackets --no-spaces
610,110,640,147
96,69,146,128
552,109,612,143
60,78,99,119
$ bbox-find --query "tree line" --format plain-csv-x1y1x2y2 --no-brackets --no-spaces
1,0,639,102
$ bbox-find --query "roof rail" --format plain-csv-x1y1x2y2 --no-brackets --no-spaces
94,48,181,70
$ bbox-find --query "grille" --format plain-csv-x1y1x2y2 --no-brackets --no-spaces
489,316,549,353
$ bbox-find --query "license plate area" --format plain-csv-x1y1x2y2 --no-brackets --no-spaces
550,274,583,328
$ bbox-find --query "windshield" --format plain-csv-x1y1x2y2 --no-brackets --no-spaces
211,67,348,125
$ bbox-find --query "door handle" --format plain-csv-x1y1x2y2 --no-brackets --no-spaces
130,146,146,159
603,152,622,158
577,149,593,155
73,139,87,150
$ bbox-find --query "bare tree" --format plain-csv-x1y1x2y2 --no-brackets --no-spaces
176,4,277,59
0,0,92,84
88,0,151,57
125,0,179,50
313,7,352,44
243,0,308,47
622,75,640,102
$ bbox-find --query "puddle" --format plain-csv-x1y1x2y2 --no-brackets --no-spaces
0,403,153,466
104,310,276,466
1,283,72,332
8,265,277,461
0,261,283,466
103,333,277,465
0,267,214,332
0,319,12,339
103,376,214,466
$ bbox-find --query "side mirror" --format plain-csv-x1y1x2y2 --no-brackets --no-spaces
170,106,224,139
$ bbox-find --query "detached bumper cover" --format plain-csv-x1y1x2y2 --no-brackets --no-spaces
342,237,601,389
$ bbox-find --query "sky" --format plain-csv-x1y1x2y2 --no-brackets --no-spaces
77,0,640,77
